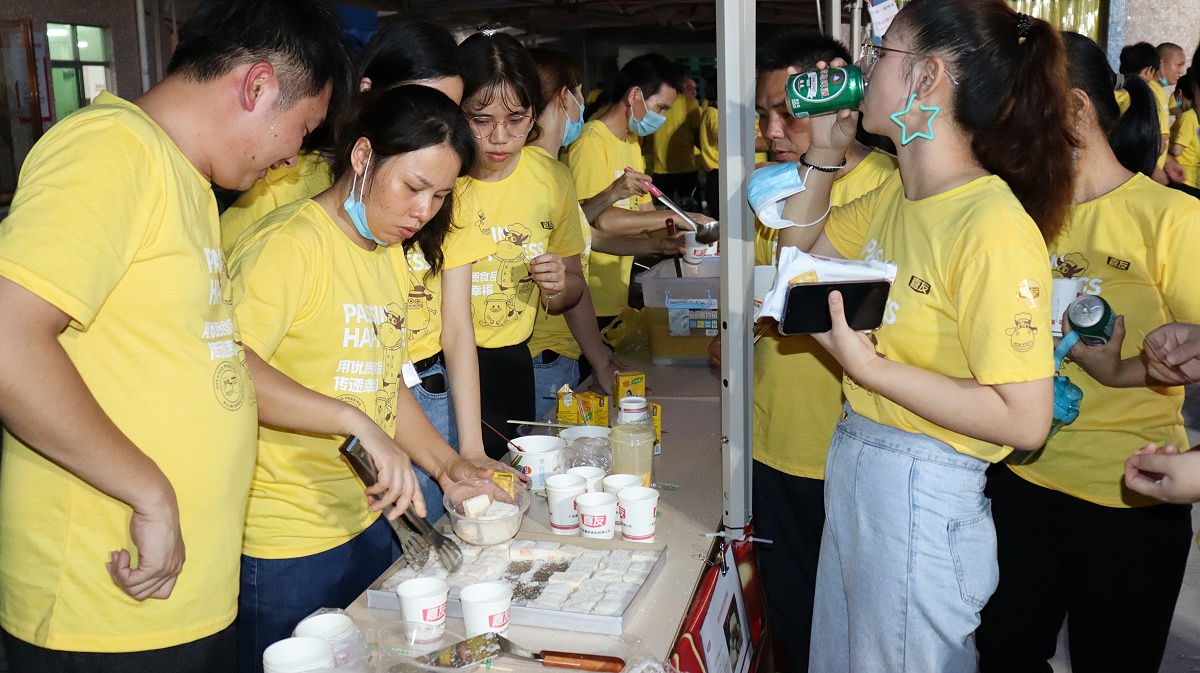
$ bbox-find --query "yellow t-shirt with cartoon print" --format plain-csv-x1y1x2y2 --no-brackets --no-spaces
470,147,586,348
825,174,1055,462
1010,175,1200,507
1170,108,1200,188
402,181,499,363
753,149,897,479
220,151,333,257
0,92,258,652
230,199,409,559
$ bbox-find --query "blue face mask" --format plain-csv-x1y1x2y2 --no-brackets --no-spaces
1160,76,1170,87
342,151,388,246
561,91,585,147
628,89,667,136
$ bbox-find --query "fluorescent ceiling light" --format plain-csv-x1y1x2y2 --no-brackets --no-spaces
47,28,69,37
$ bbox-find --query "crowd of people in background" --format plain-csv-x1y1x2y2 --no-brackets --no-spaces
0,0,1199,672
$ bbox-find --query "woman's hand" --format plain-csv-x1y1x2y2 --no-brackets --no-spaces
1144,322,1200,385
1063,315,1126,386
582,351,627,396
1124,443,1200,504
355,420,424,519
606,170,653,203
531,253,567,300
793,60,858,162
811,291,883,385
435,454,529,490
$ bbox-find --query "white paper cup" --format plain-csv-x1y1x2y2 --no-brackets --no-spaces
509,435,565,490
568,466,606,493
544,473,586,535
682,231,706,266
1051,278,1085,337
460,582,514,638
396,578,448,628
576,491,618,539
560,425,612,442
263,637,336,673
603,474,644,531
618,486,659,542
293,612,357,664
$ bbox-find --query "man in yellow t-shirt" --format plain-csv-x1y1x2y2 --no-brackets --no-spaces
0,0,347,668
699,97,721,218
647,76,701,204
567,54,712,325
746,29,898,672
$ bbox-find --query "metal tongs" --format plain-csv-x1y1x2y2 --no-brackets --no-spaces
624,167,720,244
338,436,463,574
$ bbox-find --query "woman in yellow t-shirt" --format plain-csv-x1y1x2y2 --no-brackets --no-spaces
976,34,1200,673
455,33,588,460
1169,74,1200,189
776,1,1074,669
228,87,514,670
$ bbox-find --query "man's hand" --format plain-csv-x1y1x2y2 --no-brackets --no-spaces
1144,322,1200,384
1124,443,1200,504
106,490,185,600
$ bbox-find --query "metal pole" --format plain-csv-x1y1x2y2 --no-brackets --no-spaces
135,0,151,93
717,0,754,530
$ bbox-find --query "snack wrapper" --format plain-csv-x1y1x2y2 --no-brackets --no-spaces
756,246,897,322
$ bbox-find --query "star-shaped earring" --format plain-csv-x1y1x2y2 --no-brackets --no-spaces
889,93,940,146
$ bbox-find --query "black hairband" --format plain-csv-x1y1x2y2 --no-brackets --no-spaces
1016,13,1032,39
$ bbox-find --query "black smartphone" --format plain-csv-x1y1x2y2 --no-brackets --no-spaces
419,372,447,394
778,280,892,335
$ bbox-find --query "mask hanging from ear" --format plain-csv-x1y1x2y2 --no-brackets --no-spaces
561,91,586,147
628,89,667,136
342,150,388,246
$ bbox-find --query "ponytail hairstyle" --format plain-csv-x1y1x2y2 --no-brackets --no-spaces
331,85,477,276
529,48,583,117
356,17,460,91
897,0,1076,241
1062,32,1160,176
456,32,544,144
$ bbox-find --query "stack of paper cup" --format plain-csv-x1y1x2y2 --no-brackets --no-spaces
460,582,514,637
293,612,358,665
576,492,618,539
396,578,448,629
603,474,643,532
262,637,336,673
545,473,586,535
618,486,659,542
568,466,605,493
1051,278,1085,337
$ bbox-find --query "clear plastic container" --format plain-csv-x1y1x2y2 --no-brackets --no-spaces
609,424,656,487
443,479,530,546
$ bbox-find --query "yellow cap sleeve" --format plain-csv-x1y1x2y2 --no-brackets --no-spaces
1155,200,1200,323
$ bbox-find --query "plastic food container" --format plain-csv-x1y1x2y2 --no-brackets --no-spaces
443,479,530,546
637,258,722,365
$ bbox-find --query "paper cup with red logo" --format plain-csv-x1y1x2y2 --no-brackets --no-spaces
460,582,514,638
617,486,659,542
603,474,644,531
567,466,605,493
396,578,448,630
508,435,565,491
1050,278,1085,337
576,491,618,539
544,473,586,535
682,232,707,267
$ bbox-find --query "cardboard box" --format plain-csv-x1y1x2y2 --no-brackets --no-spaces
556,386,581,425
614,371,646,400
579,392,609,427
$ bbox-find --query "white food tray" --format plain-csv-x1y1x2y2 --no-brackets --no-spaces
366,531,667,636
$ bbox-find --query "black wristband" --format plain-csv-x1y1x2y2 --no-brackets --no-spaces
799,152,846,173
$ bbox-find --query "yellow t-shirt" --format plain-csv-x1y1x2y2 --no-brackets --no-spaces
1170,108,1200,188
0,92,257,651
230,200,408,558
403,181,499,363
700,106,720,172
825,174,1054,462
1151,80,1171,170
567,120,651,317
753,149,898,479
755,125,768,165
528,204,592,361
646,95,699,175
220,151,333,257
1010,175,1200,507
470,147,586,348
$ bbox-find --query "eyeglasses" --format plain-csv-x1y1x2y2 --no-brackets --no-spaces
857,36,961,85
468,113,536,139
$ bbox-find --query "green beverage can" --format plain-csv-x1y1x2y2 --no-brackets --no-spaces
786,66,866,119
1066,295,1116,346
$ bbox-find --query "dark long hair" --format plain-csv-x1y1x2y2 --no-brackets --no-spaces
356,17,460,90
457,32,544,144
898,0,1076,241
332,85,477,276
1063,32,1161,176
530,48,582,116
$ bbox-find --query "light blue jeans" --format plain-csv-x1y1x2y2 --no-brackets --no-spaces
532,351,581,420
412,359,457,523
809,406,997,673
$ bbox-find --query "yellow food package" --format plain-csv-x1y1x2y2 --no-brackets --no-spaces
651,402,662,455
491,471,516,498
579,392,609,427
789,269,819,284
557,385,581,425
614,371,646,400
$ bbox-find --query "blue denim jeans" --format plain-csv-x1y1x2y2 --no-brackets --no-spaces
809,406,997,673
412,358,457,523
236,516,399,673
532,351,580,420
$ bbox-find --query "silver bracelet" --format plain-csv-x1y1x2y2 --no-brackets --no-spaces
542,291,562,303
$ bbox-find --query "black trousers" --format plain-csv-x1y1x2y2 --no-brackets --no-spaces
477,342,536,461
977,464,1192,673
4,623,236,673
752,460,825,672
705,168,720,219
